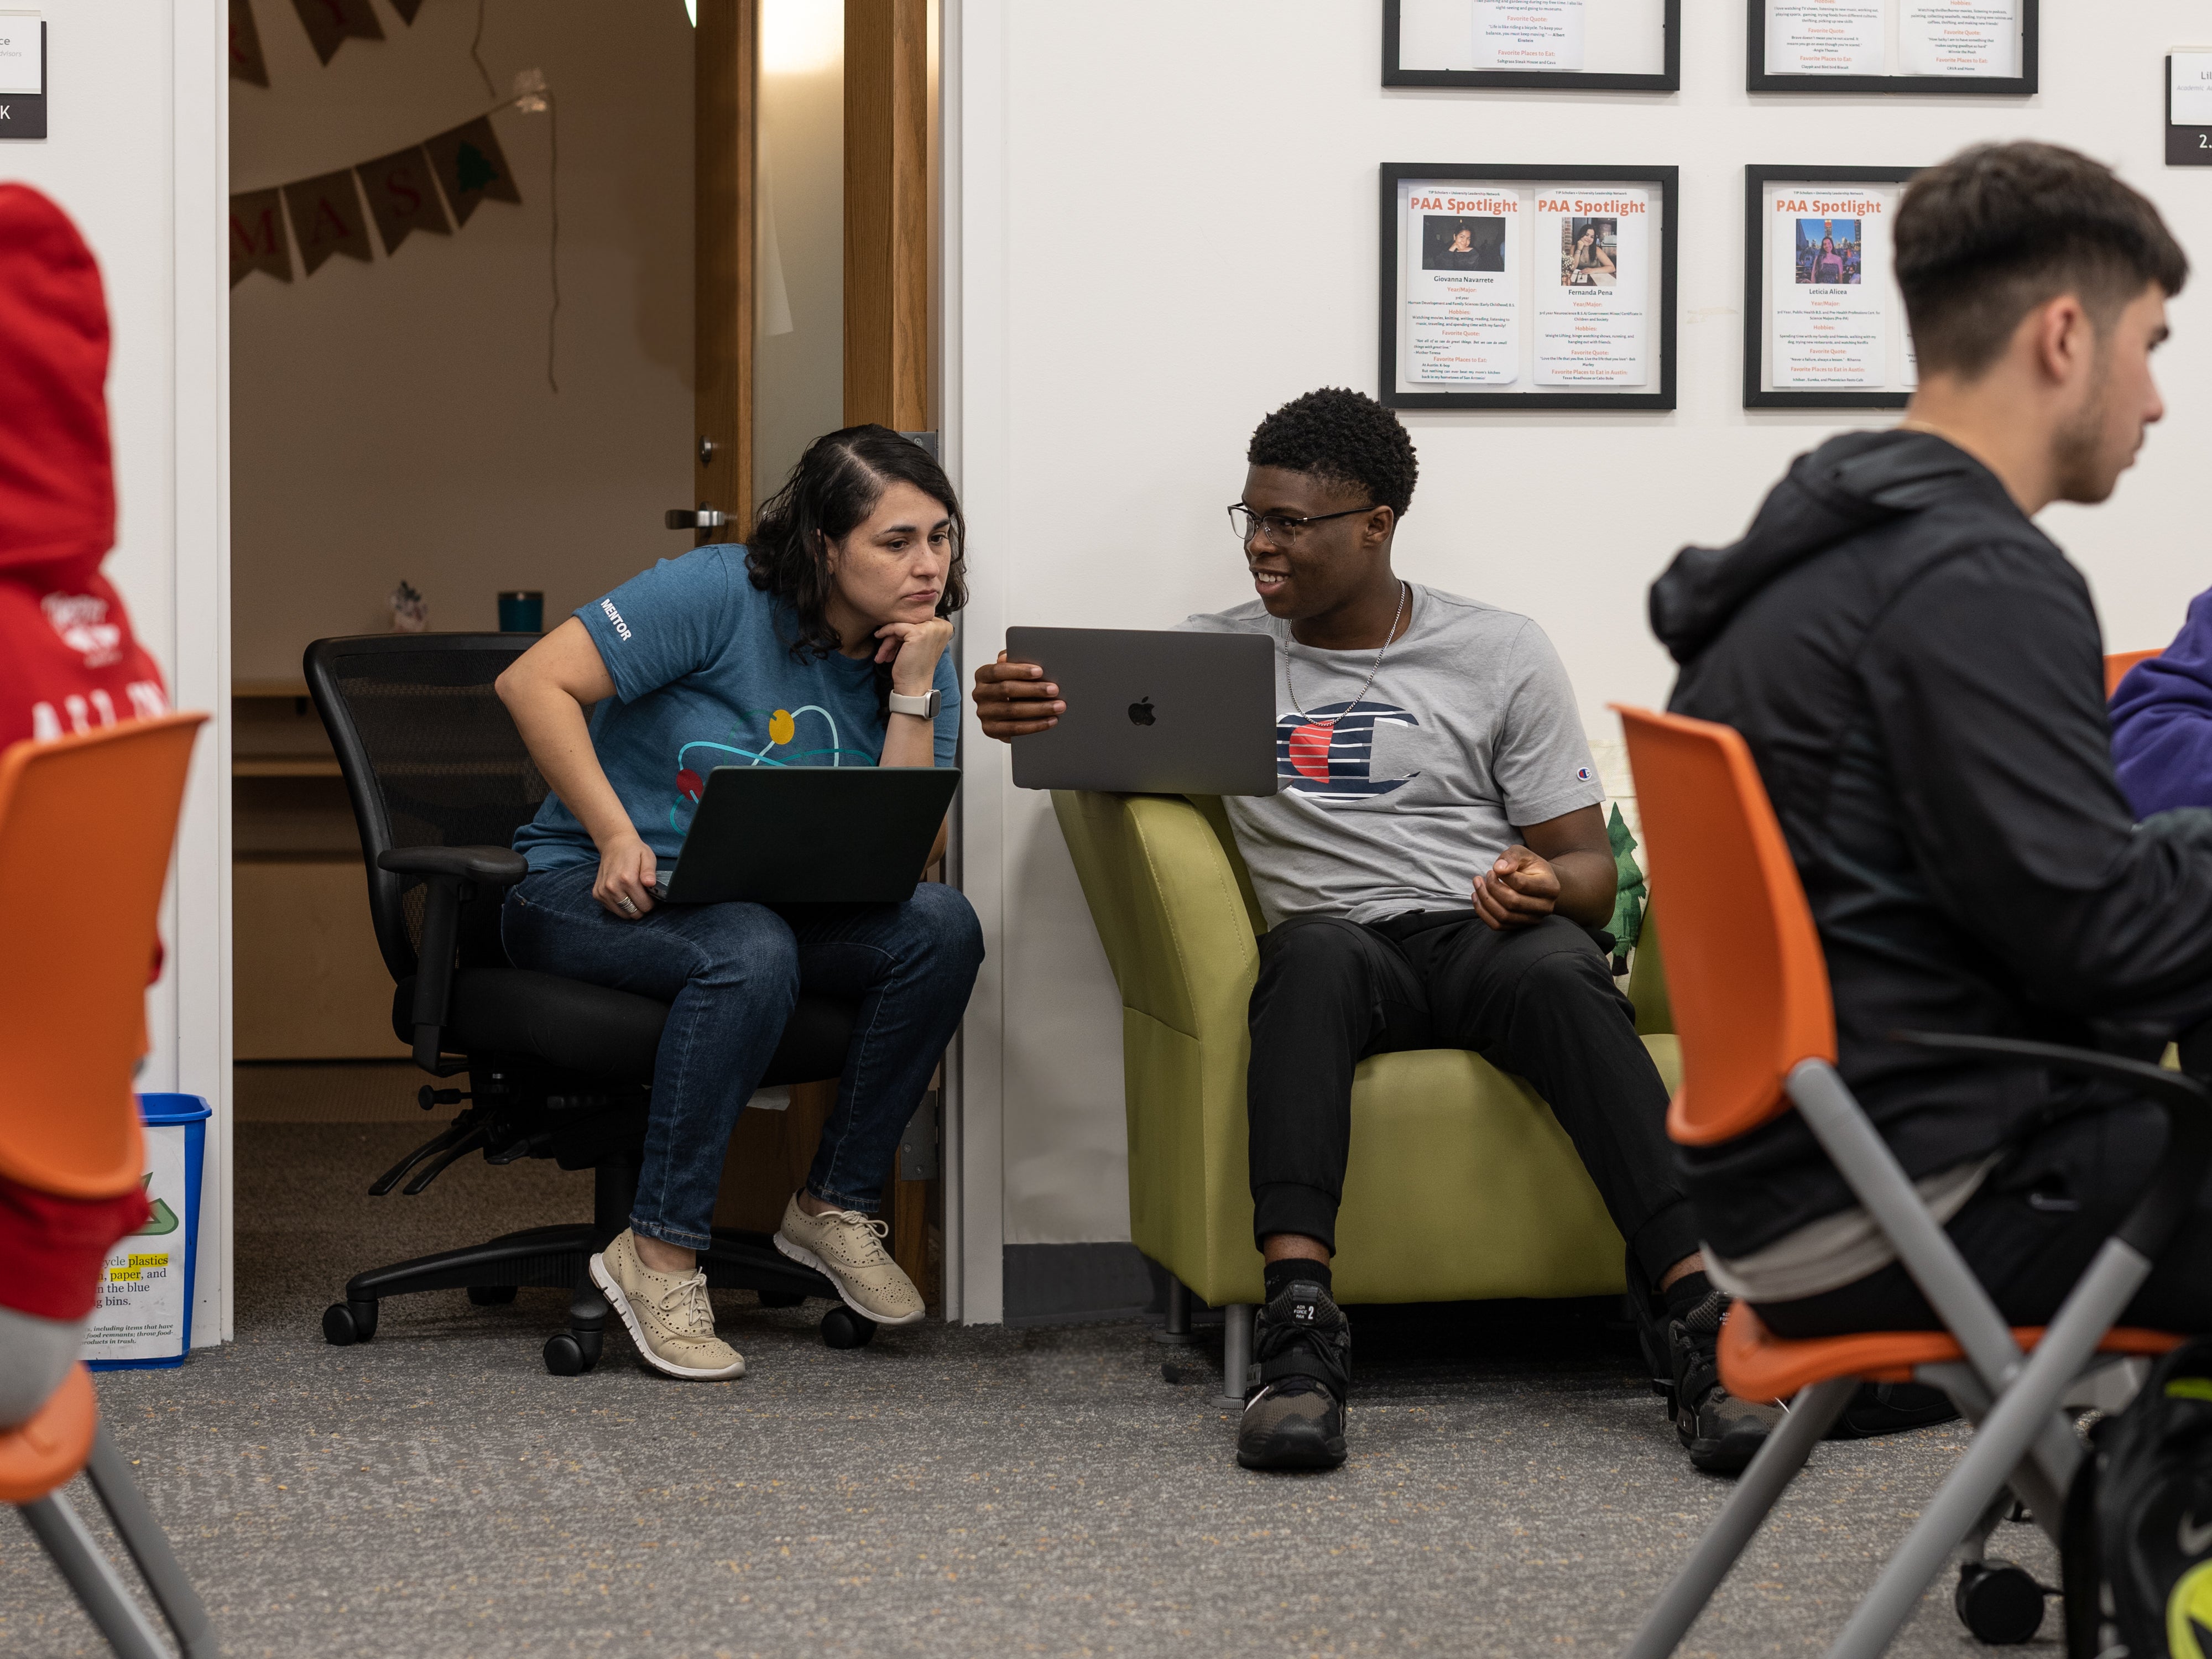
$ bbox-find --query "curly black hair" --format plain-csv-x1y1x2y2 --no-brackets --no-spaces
1246,387,1418,519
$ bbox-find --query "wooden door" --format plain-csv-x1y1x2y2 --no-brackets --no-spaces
843,0,928,431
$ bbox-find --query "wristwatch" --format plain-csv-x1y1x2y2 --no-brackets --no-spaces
888,687,941,720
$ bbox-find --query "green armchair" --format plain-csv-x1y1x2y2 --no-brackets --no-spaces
1050,789,1681,1395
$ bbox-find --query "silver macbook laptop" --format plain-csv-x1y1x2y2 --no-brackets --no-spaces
1005,627,1278,796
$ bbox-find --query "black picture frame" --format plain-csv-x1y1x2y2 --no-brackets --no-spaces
1379,163,1678,413
1746,0,2037,95
1743,164,1919,410
2167,55,2212,167
1383,0,1681,93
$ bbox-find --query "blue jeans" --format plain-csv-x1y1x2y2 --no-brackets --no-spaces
501,866,983,1250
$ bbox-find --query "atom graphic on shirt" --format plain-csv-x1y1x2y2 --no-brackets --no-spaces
667,705,880,831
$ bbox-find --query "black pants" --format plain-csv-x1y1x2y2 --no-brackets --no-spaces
1759,1099,2212,1339
1245,910,1703,1284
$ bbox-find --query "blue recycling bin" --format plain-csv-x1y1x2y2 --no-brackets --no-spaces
83,1093,208,1370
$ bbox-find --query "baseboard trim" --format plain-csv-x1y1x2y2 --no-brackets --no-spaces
1002,1242,1155,1328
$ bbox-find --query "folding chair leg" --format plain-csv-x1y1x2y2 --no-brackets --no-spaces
1822,1246,2147,1659
84,1422,213,1657
1623,1376,1858,1659
17,1492,172,1659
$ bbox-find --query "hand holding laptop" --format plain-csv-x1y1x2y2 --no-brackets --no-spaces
971,650,1065,738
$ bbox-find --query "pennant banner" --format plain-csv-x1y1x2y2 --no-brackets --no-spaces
229,0,269,87
289,0,382,66
357,144,450,255
230,99,536,289
228,188,290,288
281,169,373,276
424,116,523,227
390,0,425,20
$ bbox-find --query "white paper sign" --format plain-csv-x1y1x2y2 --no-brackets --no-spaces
1533,187,1650,387
0,17,40,97
1404,186,1521,384
1901,0,2019,77
82,1129,189,1364
1474,0,1584,72
1771,190,1891,388
2174,53,2212,127
1766,0,1883,75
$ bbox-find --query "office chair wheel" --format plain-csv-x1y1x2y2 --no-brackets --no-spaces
542,1332,597,1376
1955,1561,2046,1644
467,1284,519,1306
818,1306,877,1349
322,1299,378,1346
758,1290,805,1309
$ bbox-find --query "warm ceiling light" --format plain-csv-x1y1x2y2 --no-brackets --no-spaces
761,0,840,74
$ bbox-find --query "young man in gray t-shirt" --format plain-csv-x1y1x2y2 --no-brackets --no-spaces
972,389,1768,1476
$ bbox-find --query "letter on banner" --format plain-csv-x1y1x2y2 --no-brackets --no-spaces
289,0,384,65
281,170,374,275
228,188,291,287
357,145,451,255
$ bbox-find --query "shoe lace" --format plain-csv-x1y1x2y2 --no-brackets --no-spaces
650,1269,715,1337
817,1209,893,1265
1252,1287,1352,1400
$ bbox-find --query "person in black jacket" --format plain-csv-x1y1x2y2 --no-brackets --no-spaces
1652,141,2212,1338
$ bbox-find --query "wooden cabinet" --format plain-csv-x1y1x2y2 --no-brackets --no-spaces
233,683,402,1060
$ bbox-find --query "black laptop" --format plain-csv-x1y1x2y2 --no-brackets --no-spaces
652,766,960,905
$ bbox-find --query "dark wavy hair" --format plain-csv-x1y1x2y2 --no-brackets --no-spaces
745,425,968,666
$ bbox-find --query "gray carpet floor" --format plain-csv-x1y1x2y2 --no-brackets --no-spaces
0,1120,2041,1658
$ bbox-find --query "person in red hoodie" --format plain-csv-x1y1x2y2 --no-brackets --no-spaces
0,185,165,1426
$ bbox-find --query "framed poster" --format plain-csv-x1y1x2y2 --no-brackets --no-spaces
1384,0,1680,93
1744,165,1921,409
1747,0,2037,95
1380,164,1678,412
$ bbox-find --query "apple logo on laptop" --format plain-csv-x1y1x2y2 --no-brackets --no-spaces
1128,697,1156,728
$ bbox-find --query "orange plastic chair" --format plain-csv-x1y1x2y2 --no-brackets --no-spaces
2106,648,2161,698
1614,705,2208,1659
0,713,215,1659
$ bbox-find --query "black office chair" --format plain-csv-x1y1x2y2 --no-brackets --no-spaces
304,633,874,1374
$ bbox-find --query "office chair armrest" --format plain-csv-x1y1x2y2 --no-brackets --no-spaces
378,847,526,1071
1893,1030,2212,1263
377,845,529,887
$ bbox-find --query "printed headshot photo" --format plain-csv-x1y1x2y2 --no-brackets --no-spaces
1559,216,1618,288
1795,217,1863,285
1421,214,1506,273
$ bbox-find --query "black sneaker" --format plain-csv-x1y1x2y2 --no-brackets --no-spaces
1828,1381,1960,1439
1668,1287,1782,1476
1235,1279,1351,1472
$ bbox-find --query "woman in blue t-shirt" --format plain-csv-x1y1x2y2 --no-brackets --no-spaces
496,425,982,1381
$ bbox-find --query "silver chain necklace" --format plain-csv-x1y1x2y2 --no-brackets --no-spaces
1282,580,1410,726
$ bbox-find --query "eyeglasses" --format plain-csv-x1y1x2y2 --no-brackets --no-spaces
1225,502,1380,546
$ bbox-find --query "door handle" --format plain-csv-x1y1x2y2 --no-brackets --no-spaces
664,505,729,530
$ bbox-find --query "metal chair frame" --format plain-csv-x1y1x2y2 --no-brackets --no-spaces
1615,703,2211,1659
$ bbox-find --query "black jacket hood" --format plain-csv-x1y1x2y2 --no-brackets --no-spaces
1650,429,2011,665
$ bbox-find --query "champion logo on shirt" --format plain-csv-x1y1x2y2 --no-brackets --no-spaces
1576,766,1592,781
1277,700,1421,804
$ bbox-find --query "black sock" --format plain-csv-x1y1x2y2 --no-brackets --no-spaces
1662,1270,1716,1323
1265,1258,1332,1304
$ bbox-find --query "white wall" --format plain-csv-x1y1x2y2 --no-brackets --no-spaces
229,0,692,677
950,1,2212,1316
1,1,231,1338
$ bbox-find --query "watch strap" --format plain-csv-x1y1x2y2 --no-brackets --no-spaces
888,687,941,719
